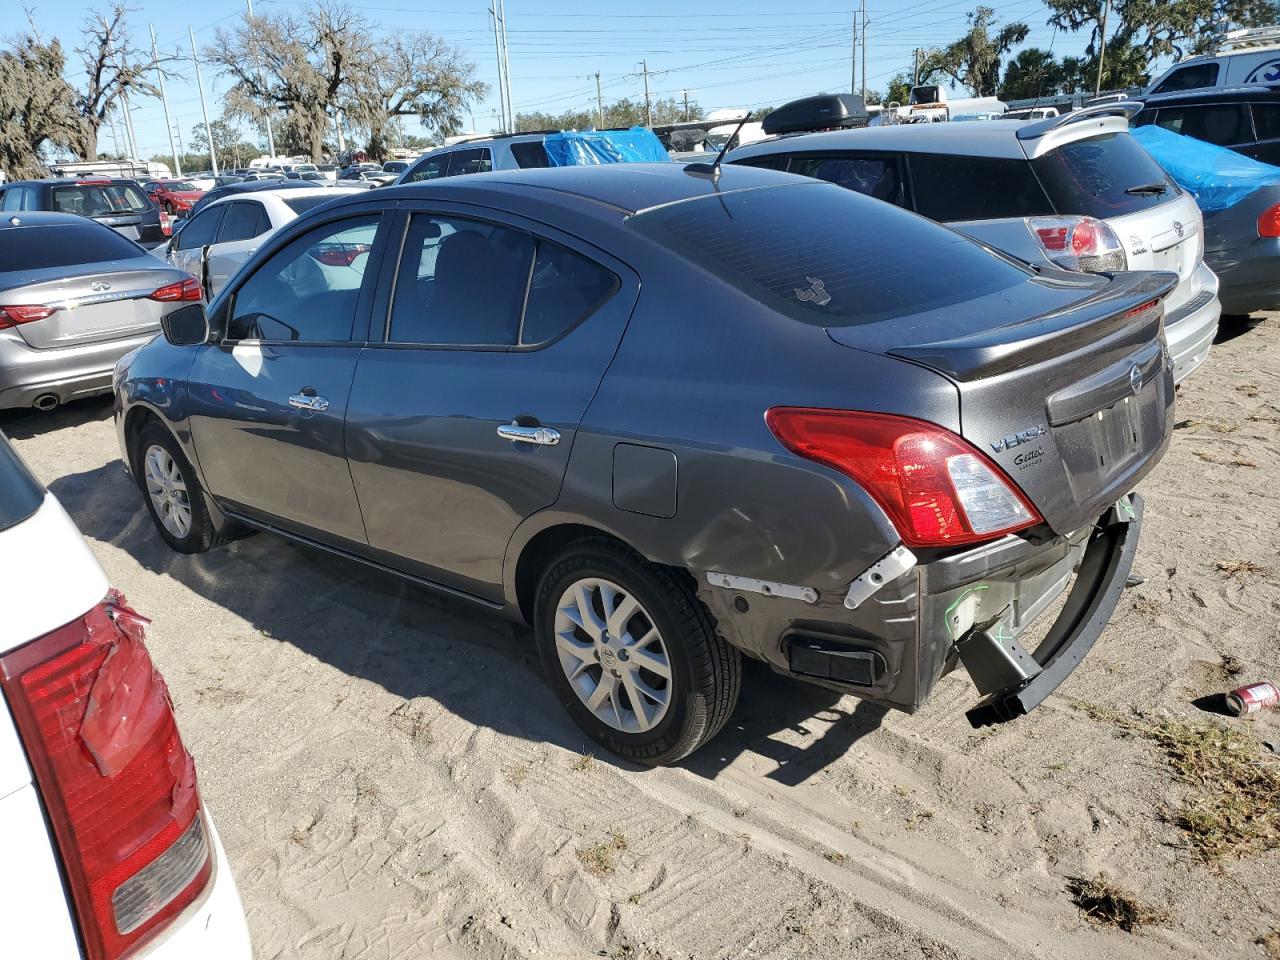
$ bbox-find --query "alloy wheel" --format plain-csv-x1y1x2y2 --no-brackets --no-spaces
143,444,193,540
553,577,673,734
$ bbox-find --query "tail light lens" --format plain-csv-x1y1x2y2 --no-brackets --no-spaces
1258,203,1280,238
159,211,173,237
0,592,210,960
310,243,371,267
0,304,59,329
1028,215,1127,273
148,277,202,302
765,408,1042,547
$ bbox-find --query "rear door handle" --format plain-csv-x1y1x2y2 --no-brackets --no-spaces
288,392,329,412
497,421,560,446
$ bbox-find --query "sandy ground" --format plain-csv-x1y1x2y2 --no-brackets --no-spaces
4,314,1279,960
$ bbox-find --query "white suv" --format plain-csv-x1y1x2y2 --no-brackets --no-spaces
1145,26,1280,94
0,435,251,959
729,103,1221,384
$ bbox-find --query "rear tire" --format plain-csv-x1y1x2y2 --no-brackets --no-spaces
133,422,227,555
534,539,741,765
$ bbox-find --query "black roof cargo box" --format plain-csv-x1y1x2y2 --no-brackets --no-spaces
762,94,870,136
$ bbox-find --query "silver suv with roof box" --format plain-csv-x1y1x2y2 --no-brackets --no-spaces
728,103,1221,384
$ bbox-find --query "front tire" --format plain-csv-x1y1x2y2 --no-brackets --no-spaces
534,539,741,765
133,422,226,554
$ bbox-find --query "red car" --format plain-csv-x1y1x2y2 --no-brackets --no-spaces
144,179,205,216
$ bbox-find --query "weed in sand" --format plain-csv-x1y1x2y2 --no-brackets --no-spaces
905,810,935,830
1258,931,1280,959
502,764,529,787
824,850,847,863
1076,705,1280,862
1193,450,1258,469
1216,559,1272,580
1068,874,1170,932
578,831,629,878
570,751,596,773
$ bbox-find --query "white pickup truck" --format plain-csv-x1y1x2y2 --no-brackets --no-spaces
0,434,250,959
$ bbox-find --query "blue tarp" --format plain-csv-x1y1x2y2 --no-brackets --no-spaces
1131,123,1280,213
542,127,671,166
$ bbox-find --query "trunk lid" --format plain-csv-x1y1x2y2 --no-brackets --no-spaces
829,270,1179,535
1,260,183,350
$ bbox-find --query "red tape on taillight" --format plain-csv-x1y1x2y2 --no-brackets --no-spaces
765,408,1042,547
148,277,202,302
0,592,209,960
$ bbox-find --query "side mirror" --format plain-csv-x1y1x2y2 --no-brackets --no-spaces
161,303,209,347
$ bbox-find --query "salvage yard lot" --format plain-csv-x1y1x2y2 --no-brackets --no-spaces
5,316,1280,960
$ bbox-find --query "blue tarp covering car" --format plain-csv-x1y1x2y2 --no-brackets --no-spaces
542,128,671,166
1131,124,1280,314
1130,124,1280,213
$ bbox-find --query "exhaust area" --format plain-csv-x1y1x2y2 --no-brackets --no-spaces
32,393,59,412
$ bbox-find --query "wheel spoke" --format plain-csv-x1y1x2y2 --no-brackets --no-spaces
628,645,671,681
620,672,652,731
555,630,594,662
566,583,605,640
607,593,640,638
585,673,615,712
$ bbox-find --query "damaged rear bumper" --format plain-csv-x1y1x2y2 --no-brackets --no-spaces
697,494,1143,725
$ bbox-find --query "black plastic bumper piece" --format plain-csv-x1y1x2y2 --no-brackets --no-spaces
966,493,1144,728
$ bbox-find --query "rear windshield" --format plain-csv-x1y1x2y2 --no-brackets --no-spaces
0,432,44,534
628,182,1033,327
51,183,151,216
282,195,339,215
1032,132,1178,218
0,223,146,270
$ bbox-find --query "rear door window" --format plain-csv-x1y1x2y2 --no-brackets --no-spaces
445,148,492,176
1150,62,1220,94
787,153,907,209
1031,132,1178,218
522,242,619,344
907,154,1053,221
1152,104,1252,146
402,155,447,183
216,201,270,243
627,181,1033,328
1250,103,1280,141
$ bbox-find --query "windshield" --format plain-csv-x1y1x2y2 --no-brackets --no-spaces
282,195,339,215
1032,132,1179,218
628,182,1033,327
52,183,150,216
163,181,199,191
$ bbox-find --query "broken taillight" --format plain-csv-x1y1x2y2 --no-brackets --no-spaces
765,408,1042,547
0,593,210,960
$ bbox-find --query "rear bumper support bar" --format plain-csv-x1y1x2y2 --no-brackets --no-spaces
965,493,1143,728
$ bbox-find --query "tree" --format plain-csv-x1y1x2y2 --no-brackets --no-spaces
920,6,1029,96
884,74,913,105
513,97,702,134
73,4,171,161
999,47,1067,99
0,26,80,178
191,116,260,170
344,33,485,159
1045,0,1280,85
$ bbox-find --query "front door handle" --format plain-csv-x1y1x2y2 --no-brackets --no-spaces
497,421,560,446
288,391,329,412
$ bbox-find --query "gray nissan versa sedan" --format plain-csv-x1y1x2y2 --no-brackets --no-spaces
114,164,1176,764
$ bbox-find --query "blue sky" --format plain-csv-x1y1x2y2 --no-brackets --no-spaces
20,0,1106,161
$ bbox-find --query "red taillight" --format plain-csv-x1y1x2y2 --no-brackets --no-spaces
310,243,371,267
765,408,1042,547
148,277,202,302
1258,203,1280,238
0,304,58,329
159,211,173,237
0,593,209,960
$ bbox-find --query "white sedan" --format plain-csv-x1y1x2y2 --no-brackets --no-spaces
0,434,251,958
163,186,362,299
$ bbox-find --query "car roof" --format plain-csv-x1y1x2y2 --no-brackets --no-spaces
5,177,140,187
729,121,1033,160
1140,83,1280,105
203,186,361,208
384,162,804,216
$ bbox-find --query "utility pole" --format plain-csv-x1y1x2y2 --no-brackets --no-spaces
914,48,922,87
121,91,139,162
247,0,277,159
1095,0,1111,97
108,108,122,159
851,11,858,95
679,88,691,122
150,25,181,175
594,71,604,128
860,0,868,100
190,26,218,174
641,59,652,127
498,0,513,133
490,4,508,131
